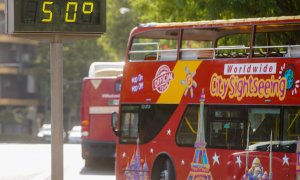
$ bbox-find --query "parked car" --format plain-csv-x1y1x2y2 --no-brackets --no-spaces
37,124,66,143
37,124,51,142
68,126,82,144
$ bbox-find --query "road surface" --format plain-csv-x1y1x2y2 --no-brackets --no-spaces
0,143,115,180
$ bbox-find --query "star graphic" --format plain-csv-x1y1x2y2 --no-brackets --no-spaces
282,154,289,166
181,160,185,165
150,148,154,154
167,129,171,136
212,152,220,165
235,155,242,168
122,152,126,158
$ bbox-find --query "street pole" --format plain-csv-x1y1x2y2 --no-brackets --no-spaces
50,40,64,180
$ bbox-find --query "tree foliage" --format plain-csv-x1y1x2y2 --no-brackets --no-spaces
129,0,300,22
98,0,137,60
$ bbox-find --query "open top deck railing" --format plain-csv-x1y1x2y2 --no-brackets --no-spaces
129,43,300,61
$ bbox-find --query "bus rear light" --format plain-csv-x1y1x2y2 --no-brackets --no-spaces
81,119,89,137
82,120,89,126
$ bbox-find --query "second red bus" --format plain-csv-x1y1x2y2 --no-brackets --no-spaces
81,61,123,165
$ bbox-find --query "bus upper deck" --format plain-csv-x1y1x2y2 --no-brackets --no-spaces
128,15,300,61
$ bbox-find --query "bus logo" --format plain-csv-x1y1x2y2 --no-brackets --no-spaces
224,63,276,75
152,65,174,93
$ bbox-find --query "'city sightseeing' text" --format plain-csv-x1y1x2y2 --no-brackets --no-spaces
210,73,287,101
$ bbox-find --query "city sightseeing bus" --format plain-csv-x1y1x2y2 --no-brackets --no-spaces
111,16,300,180
81,61,123,166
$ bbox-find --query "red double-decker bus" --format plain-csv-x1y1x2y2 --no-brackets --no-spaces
81,61,123,166
112,16,300,179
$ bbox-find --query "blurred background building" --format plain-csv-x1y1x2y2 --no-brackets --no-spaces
0,0,39,139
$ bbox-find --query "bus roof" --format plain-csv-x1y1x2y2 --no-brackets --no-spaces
131,15,300,42
88,62,124,78
138,15,300,28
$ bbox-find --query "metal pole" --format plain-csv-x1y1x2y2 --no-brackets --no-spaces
50,41,64,180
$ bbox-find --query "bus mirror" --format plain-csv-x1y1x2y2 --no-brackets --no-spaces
111,112,119,136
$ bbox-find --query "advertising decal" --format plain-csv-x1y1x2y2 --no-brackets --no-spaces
186,87,292,180
152,65,174,94
210,62,299,101
124,138,149,180
181,66,197,98
132,74,144,93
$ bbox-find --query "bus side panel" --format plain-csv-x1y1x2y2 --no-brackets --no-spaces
115,100,297,179
121,59,300,106
89,114,116,141
116,116,297,180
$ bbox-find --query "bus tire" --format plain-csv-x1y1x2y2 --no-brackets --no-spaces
151,156,175,180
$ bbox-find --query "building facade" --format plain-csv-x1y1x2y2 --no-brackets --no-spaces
0,0,39,137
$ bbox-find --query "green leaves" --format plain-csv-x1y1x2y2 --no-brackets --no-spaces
129,0,300,22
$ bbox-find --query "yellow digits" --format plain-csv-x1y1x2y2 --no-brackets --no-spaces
42,1,53,22
41,1,94,23
65,2,78,22
82,2,94,14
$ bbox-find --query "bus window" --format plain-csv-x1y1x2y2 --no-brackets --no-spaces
129,29,179,61
216,33,251,58
130,42,159,61
140,104,177,143
120,105,139,142
176,105,245,149
182,40,212,49
208,107,245,149
120,104,177,144
248,108,280,143
176,105,203,146
283,107,300,140
181,29,213,60
254,25,300,57
115,80,121,92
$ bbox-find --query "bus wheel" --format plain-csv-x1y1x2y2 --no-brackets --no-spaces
151,156,175,180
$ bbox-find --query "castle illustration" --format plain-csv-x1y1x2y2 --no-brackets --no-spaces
242,157,270,180
242,130,273,180
188,89,213,180
124,138,149,180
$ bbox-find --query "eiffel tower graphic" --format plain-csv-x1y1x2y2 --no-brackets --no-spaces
188,89,213,180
